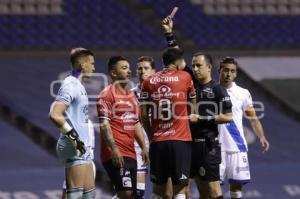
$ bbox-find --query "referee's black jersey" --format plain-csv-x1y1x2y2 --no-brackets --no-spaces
184,67,232,139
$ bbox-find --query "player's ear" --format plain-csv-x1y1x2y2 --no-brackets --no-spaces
110,69,117,78
208,63,212,71
79,62,85,71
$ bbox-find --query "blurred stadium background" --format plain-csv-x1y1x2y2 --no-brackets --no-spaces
1,0,300,198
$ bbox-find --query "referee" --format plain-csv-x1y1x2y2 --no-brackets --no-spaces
189,52,232,199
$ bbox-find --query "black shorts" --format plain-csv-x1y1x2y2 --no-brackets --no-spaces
190,139,221,181
103,157,137,193
150,140,191,185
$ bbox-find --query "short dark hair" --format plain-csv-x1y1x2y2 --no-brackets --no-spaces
137,56,155,69
219,57,238,69
107,56,128,73
192,52,213,65
70,47,94,68
162,47,184,66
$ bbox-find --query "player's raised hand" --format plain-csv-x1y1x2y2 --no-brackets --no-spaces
162,6,178,33
162,16,173,33
260,136,270,153
111,147,124,167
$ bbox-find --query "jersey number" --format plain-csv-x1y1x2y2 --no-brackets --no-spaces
158,99,172,121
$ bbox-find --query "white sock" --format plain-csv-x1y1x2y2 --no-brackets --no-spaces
230,191,242,198
174,193,186,199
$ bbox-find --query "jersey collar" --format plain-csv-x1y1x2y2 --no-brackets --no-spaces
227,82,237,92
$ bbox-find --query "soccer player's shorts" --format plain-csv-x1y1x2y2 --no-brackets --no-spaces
149,141,191,185
191,138,221,181
220,151,251,185
135,137,149,174
103,157,137,193
56,135,93,168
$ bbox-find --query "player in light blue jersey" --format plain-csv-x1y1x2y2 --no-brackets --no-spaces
218,57,270,199
61,119,96,199
49,47,96,199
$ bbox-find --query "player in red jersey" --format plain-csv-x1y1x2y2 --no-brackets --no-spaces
97,56,149,199
140,48,196,199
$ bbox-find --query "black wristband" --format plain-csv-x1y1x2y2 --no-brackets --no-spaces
165,32,178,47
66,129,79,141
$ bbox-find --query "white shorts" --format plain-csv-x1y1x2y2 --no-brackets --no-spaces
57,135,93,167
220,151,251,185
134,131,149,173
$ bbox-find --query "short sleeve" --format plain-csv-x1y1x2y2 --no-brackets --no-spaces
97,94,113,121
242,90,253,111
55,83,76,106
215,85,232,114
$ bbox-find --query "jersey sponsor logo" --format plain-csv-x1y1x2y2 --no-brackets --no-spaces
116,100,134,107
222,96,231,102
83,105,89,122
153,129,176,137
158,122,173,129
121,112,138,122
124,125,135,130
151,85,181,100
149,76,179,84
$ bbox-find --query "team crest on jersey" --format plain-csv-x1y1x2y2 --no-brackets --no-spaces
158,85,171,93
202,88,215,98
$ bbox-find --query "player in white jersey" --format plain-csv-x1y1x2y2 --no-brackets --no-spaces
218,57,270,199
131,56,155,199
62,120,96,199
49,48,96,199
